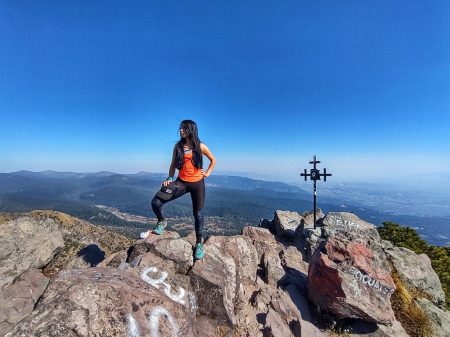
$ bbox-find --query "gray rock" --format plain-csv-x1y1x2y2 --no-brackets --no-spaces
189,235,258,326
126,231,180,263
284,285,330,337
250,284,329,337
301,209,325,229
381,240,394,250
263,252,285,286
269,290,302,336
279,247,308,290
153,238,194,274
385,246,445,306
97,250,128,268
132,251,193,312
273,210,303,238
265,308,294,337
193,316,218,337
376,321,410,337
223,236,258,286
242,226,275,243
415,298,450,337
0,269,49,336
242,226,282,264
303,227,324,260
137,251,177,273
0,217,64,289
118,261,130,271
304,227,322,238
321,212,380,241
348,320,410,337
251,288,272,312
185,230,197,247
266,288,329,337
189,237,238,325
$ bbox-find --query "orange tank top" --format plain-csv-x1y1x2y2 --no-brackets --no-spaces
178,151,203,182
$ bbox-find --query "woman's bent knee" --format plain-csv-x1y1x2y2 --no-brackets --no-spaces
152,196,163,209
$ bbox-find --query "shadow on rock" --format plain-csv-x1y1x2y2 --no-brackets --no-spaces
76,244,105,267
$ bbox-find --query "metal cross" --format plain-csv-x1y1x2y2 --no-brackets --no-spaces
300,155,332,229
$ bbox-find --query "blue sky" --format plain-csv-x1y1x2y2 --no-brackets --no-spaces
1,0,449,184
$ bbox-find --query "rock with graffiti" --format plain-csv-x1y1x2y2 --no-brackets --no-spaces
2,210,449,337
4,267,196,337
308,213,397,324
321,212,381,240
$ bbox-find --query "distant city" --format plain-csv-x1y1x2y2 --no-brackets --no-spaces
0,171,449,247
295,181,450,218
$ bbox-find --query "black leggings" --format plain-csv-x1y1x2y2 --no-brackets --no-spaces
151,178,205,242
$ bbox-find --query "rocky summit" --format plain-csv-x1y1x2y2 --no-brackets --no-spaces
0,210,448,337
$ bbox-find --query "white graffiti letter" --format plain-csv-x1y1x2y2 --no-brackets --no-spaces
349,279,362,297
362,275,370,284
127,314,140,337
141,267,186,305
150,306,179,337
142,267,169,289
188,292,198,313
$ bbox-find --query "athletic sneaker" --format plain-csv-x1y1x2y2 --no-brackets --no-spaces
139,230,151,240
152,220,167,235
194,242,204,260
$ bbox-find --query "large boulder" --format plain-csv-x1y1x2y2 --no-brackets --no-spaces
385,246,445,306
222,236,258,286
189,240,237,324
0,269,49,336
5,267,195,337
0,217,64,289
250,286,329,337
189,235,258,325
265,308,294,337
301,209,325,229
126,231,182,265
132,251,193,312
152,238,194,274
273,210,303,238
242,226,283,264
414,298,450,337
97,250,128,268
321,212,380,241
279,246,308,290
284,285,330,337
308,213,396,324
263,251,285,286
302,226,324,260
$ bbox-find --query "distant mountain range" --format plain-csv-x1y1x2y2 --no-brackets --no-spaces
0,170,449,246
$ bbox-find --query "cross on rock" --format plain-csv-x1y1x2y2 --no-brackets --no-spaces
300,155,332,182
300,155,332,229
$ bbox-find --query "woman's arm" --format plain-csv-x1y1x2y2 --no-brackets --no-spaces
163,147,177,186
200,143,216,177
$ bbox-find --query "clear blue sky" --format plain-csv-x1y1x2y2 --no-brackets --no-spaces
1,0,449,184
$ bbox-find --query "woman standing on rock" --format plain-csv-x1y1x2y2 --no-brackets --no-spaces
140,120,216,260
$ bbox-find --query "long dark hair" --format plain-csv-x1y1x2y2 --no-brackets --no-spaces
175,120,203,169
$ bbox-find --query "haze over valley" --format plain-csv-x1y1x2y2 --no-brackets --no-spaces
1,170,449,247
